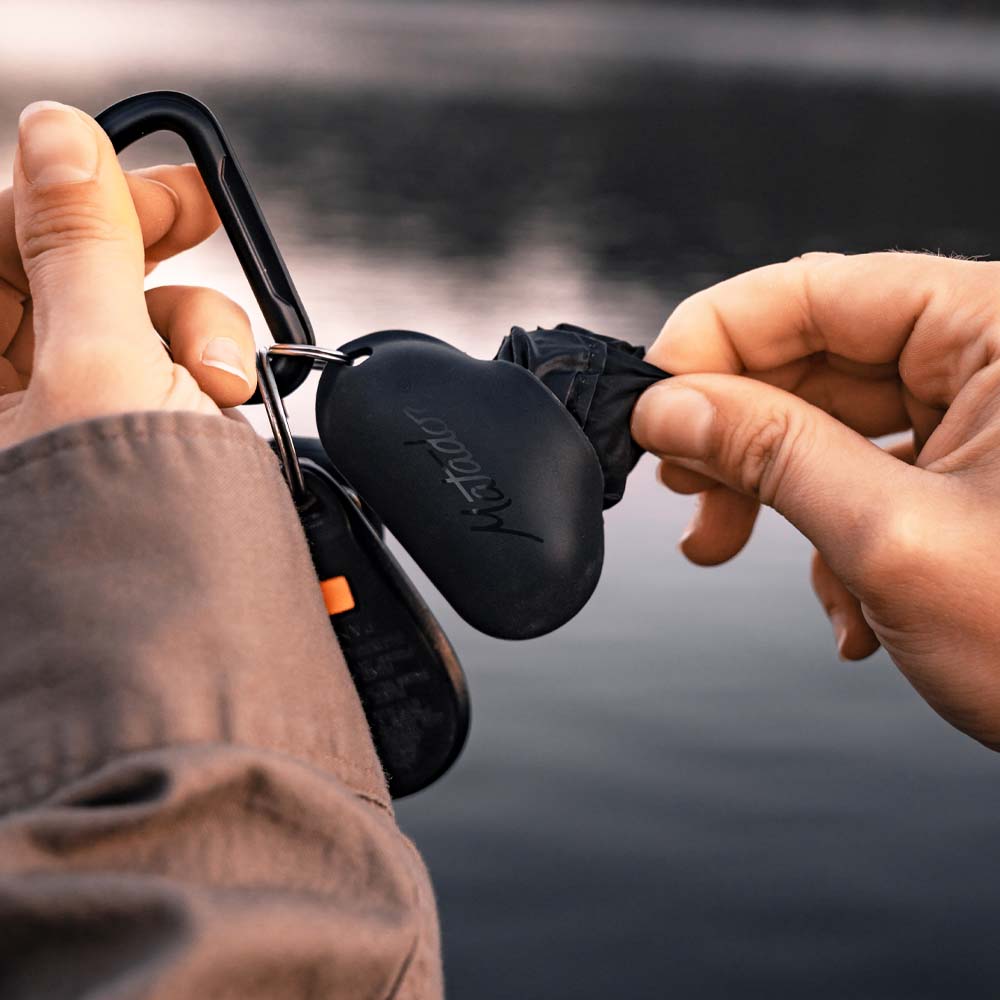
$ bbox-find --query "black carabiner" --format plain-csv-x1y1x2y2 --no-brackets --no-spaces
96,91,314,400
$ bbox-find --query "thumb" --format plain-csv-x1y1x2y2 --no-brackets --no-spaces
631,373,913,568
13,101,161,383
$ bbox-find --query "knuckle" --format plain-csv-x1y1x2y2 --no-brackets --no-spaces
217,291,251,329
787,250,842,266
177,284,221,318
783,253,844,354
659,293,701,339
30,341,113,397
727,409,803,506
187,286,251,328
19,198,127,264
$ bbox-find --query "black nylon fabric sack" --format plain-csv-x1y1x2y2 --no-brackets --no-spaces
495,323,670,508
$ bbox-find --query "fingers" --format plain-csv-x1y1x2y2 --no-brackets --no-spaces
661,430,907,657
0,387,24,415
660,439,916,570
658,459,715,494
902,387,943,455
0,280,22,355
886,437,916,464
145,285,257,407
13,101,163,383
677,485,759,566
131,164,220,266
0,162,196,296
810,549,880,660
0,166,181,369
647,251,1000,410
757,358,908,438
0,356,22,393
658,460,759,563
3,301,32,382
648,252,927,373
2,158,221,397
631,373,918,582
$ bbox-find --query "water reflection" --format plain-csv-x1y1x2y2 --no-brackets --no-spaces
2,4,1000,998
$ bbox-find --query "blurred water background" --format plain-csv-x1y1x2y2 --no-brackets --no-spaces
4,3,1000,996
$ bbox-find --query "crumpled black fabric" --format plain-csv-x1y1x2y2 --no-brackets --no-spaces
495,323,670,508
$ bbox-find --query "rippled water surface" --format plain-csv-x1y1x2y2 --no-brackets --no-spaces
3,4,1000,996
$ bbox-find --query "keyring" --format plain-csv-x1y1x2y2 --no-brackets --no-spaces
256,345,350,506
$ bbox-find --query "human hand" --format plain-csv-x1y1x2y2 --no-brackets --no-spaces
0,101,258,449
631,252,1000,750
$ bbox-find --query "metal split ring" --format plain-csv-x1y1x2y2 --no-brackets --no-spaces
256,344,351,507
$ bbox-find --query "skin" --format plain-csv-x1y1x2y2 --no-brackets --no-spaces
632,250,1000,752
0,100,257,449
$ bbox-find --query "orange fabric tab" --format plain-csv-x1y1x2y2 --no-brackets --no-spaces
320,575,355,615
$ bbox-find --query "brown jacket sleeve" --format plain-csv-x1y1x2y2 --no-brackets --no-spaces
0,412,442,999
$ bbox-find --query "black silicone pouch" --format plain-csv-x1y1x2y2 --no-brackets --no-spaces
296,445,469,797
316,331,606,640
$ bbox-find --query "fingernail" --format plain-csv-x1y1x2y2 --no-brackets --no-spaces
830,609,850,660
201,337,252,387
18,101,99,186
636,383,715,459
